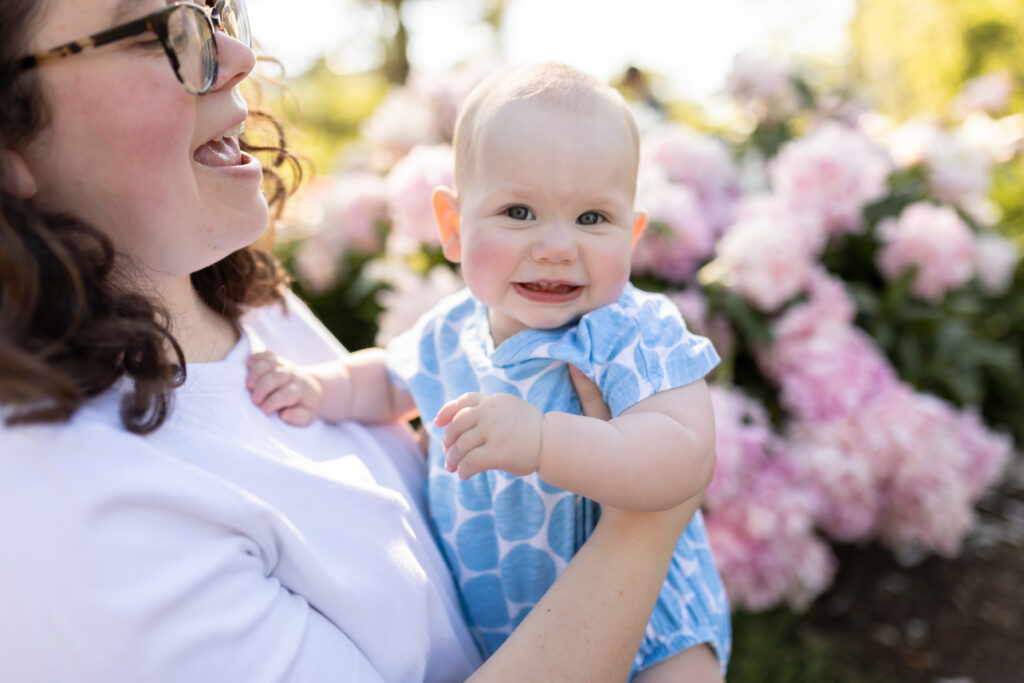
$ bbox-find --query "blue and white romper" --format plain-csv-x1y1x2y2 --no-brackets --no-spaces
385,283,732,676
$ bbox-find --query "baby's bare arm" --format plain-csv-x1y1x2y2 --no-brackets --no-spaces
246,349,415,425
437,379,716,511
538,379,716,510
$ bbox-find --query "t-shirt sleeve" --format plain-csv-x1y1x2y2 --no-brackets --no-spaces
564,293,720,417
0,424,387,683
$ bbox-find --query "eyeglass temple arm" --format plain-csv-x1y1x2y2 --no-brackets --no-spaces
18,14,160,71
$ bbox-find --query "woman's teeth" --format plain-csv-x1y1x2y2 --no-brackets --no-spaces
212,122,246,143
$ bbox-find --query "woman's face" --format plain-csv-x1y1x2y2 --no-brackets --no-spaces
19,0,268,281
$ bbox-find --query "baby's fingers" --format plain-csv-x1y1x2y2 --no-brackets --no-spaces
280,405,317,427
249,369,298,407
434,392,482,428
258,381,306,416
245,351,278,387
444,427,486,474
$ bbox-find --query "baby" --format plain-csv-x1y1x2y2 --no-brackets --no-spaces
247,63,731,678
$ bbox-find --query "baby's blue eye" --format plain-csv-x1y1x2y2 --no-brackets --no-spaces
577,211,603,226
505,206,534,220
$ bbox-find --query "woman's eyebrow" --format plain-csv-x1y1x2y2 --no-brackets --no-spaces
113,0,151,22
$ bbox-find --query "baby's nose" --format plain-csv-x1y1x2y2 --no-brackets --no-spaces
532,224,578,263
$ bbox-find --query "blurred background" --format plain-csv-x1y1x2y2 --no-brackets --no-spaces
243,1,1024,680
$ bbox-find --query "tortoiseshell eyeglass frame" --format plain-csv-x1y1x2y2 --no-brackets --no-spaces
16,0,250,96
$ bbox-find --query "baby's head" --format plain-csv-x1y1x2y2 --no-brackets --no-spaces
433,62,648,345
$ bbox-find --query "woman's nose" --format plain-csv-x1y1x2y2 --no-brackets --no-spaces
211,30,256,92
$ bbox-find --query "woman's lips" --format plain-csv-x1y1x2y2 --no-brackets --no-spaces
513,281,582,303
193,137,242,167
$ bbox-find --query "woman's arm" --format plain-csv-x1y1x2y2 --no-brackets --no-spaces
472,497,702,682
469,367,704,682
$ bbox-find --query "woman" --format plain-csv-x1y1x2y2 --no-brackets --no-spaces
0,0,719,681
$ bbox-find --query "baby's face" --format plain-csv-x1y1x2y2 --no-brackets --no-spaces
454,99,643,346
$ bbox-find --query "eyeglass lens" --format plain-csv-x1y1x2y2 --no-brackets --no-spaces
166,1,250,94
167,6,216,93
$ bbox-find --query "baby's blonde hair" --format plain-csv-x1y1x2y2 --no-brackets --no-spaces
452,62,641,191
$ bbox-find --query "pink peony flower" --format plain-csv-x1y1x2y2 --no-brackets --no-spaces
924,132,992,208
705,385,776,510
707,212,817,312
641,124,740,233
785,417,887,542
877,202,975,301
363,89,442,170
770,121,891,236
370,262,464,345
953,71,1015,118
705,458,834,612
632,180,716,283
294,234,342,293
724,51,802,122
311,172,389,254
973,232,1021,296
734,192,829,256
384,144,455,253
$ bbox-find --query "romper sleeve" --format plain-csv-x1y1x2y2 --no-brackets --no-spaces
549,287,720,417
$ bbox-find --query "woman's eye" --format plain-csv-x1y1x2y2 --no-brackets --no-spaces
129,37,164,51
577,211,604,226
505,206,534,220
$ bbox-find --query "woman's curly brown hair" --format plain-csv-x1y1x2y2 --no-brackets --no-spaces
1,0,301,434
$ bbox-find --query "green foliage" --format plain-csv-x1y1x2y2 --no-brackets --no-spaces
275,63,390,174
729,609,897,683
851,0,1024,118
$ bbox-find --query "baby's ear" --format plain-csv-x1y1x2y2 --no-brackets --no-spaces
0,148,38,199
432,186,462,262
630,210,648,247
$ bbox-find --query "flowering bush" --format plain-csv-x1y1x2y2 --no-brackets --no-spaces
278,58,1022,613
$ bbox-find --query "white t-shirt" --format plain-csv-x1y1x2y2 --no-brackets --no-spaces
0,293,482,683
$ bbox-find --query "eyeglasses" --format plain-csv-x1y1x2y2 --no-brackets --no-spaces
17,0,251,96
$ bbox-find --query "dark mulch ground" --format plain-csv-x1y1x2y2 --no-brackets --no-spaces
808,458,1024,683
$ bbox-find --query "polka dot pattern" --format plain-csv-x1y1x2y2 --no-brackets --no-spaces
386,285,730,670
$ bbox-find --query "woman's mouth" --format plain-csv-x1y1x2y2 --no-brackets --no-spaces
514,281,582,303
193,122,249,167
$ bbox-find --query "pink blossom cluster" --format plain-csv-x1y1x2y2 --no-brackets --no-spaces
369,262,465,346
876,202,975,301
708,210,818,312
953,71,1016,118
632,176,716,283
293,173,389,292
755,272,1012,560
762,271,897,420
786,386,1012,560
724,51,802,122
704,386,836,611
770,121,891,237
973,232,1021,296
641,124,741,234
384,144,455,254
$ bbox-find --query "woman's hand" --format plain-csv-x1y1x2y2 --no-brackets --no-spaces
568,365,612,421
471,364,704,682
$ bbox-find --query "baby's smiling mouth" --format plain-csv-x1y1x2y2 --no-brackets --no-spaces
514,281,583,303
518,281,579,294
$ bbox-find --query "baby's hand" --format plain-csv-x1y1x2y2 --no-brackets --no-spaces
434,392,544,480
245,351,324,426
